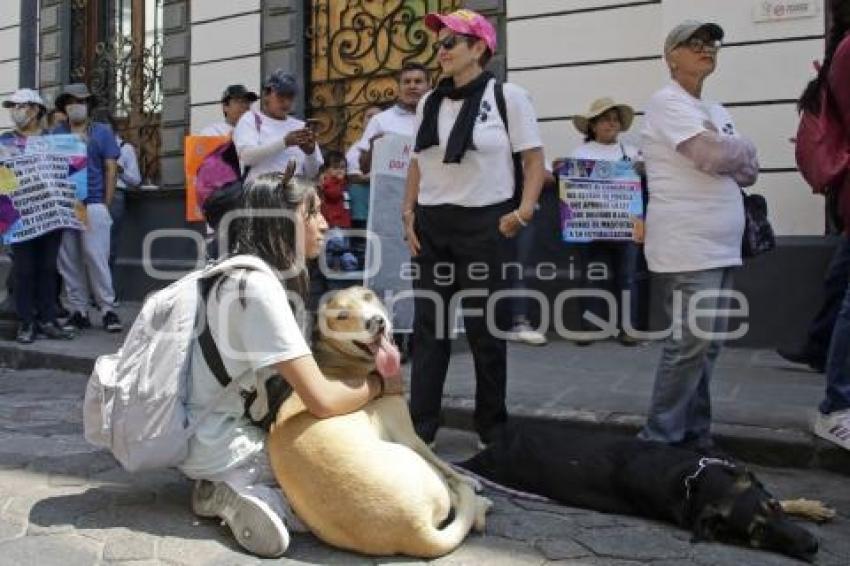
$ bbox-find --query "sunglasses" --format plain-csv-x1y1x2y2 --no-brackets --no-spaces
433,34,475,52
678,37,722,53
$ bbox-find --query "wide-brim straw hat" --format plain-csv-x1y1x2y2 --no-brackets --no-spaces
573,97,635,135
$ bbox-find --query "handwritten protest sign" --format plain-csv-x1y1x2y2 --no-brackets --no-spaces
184,135,228,222
366,134,414,332
0,134,88,244
558,159,643,243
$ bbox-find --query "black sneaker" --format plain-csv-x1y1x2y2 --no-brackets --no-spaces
65,311,92,331
103,311,123,333
57,305,70,320
16,323,35,344
37,320,75,340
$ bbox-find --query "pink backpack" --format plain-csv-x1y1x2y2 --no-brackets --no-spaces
795,83,850,195
196,112,262,206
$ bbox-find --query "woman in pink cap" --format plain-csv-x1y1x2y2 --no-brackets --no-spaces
401,9,546,449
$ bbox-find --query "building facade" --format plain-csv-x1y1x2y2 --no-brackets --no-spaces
0,0,838,347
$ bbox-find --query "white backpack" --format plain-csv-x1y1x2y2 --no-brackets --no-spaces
83,255,276,472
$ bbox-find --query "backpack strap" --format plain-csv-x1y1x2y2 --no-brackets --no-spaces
197,274,231,388
194,256,277,389
494,82,525,207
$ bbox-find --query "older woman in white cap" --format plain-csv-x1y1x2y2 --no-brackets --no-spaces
570,98,642,346
402,8,546,449
1,89,74,343
638,21,759,452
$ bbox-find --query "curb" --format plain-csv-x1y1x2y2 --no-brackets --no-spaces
2,343,848,477
442,400,850,477
0,342,97,375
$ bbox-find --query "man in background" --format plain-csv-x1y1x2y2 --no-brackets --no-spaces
201,84,259,137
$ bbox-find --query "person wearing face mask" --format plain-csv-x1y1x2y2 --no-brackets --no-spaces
52,83,123,334
0,89,75,343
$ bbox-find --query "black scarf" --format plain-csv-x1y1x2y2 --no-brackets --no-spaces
414,70,494,164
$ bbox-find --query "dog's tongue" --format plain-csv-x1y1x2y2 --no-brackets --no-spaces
374,335,401,379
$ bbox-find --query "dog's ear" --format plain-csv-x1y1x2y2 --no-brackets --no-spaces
691,504,725,543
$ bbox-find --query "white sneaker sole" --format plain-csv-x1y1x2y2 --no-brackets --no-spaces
198,482,290,558
814,417,850,451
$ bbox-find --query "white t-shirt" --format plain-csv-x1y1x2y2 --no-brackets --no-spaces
233,111,323,183
571,140,640,162
641,81,745,273
200,121,234,137
413,80,543,207
347,105,417,175
179,270,311,479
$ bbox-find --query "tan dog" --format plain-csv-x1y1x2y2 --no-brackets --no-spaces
267,287,491,558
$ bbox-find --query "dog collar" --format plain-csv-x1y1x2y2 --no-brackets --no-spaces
684,457,737,502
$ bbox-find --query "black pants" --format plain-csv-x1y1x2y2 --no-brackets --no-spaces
804,236,850,364
12,230,62,324
410,200,512,443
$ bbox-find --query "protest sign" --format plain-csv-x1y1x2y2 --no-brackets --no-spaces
366,134,414,332
0,134,88,244
184,135,229,222
558,158,644,243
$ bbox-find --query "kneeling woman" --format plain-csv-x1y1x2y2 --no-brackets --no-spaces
180,171,401,558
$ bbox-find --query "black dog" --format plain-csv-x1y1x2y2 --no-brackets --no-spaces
458,422,819,562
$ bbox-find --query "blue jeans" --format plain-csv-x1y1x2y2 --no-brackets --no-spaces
579,241,641,331
510,216,537,324
804,236,850,364
821,240,850,414
639,267,735,446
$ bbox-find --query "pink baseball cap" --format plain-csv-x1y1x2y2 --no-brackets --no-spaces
424,9,497,53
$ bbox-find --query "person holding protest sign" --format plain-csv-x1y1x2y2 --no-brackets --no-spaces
403,9,546,449
233,70,322,183
349,63,430,180
1,89,75,343
201,84,259,137
570,97,643,346
53,83,123,334
637,22,759,451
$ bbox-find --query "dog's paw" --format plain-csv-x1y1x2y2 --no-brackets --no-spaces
473,496,493,532
780,499,837,523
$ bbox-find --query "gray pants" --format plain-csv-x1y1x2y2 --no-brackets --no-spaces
58,203,116,315
638,267,735,447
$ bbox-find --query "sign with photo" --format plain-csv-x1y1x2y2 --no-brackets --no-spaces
558,158,643,243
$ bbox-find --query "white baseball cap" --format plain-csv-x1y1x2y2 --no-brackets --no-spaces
2,88,46,109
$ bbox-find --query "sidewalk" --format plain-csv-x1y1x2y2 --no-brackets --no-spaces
2,369,849,565
0,302,847,475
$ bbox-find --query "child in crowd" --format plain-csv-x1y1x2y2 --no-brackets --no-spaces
318,151,357,273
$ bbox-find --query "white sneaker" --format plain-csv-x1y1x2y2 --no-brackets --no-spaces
508,322,548,346
814,410,850,451
191,480,290,558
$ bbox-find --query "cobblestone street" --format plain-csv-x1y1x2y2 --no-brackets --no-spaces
0,369,848,565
